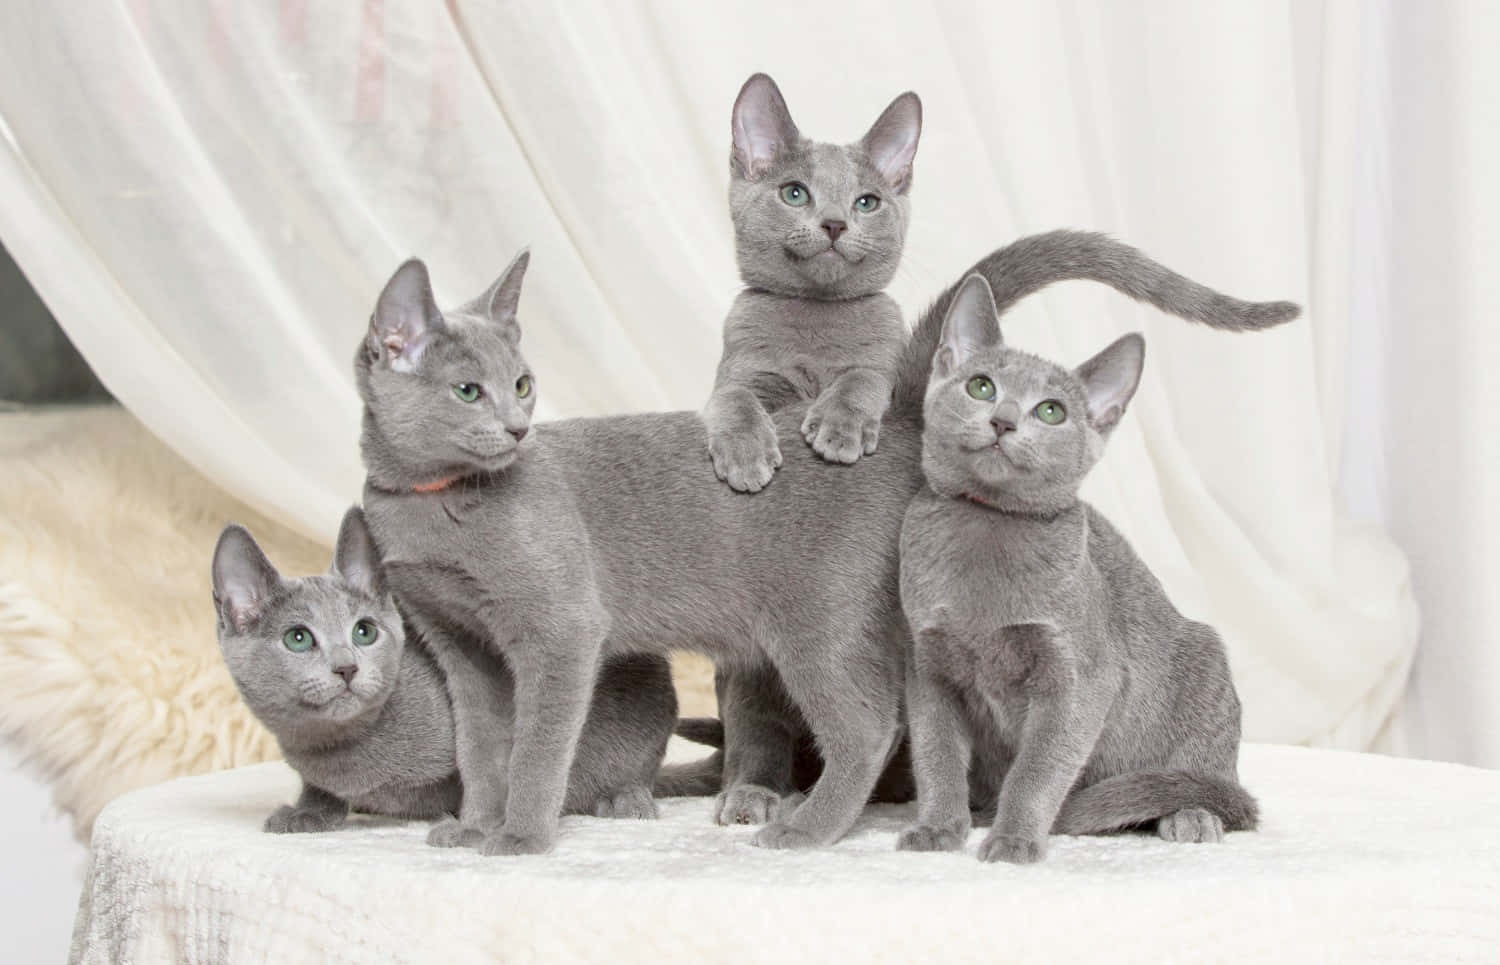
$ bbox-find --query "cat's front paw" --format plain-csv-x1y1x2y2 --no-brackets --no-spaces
708,424,783,493
264,805,345,834
751,822,818,850
426,816,483,848
977,831,1047,864
1157,808,1224,844
478,829,554,856
714,784,783,826
896,822,967,853
801,401,879,465
592,785,658,820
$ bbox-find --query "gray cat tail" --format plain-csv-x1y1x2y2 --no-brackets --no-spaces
1052,770,1260,835
653,751,724,797
892,229,1302,412
673,717,726,748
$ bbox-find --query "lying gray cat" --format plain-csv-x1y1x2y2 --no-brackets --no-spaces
356,230,1294,856
210,506,679,834
705,72,920,492
897,273,1259,864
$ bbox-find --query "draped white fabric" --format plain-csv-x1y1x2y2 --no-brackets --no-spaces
3,1,1476,760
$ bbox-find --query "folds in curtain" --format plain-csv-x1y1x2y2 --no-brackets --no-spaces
0,0,1422,755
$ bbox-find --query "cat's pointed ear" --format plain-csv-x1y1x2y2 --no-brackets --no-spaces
731,73,800,180
331,506,383,598
461,249,529,346
212,524,282,634
368,258,445,372
1076,333,1145,433
935,274,1002,375
861,91,921,194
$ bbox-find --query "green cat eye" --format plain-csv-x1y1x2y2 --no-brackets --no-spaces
779,182,811,207
453,383,482,403
351,619,379,647
283,626,315,653
1034,400,1067,425
854,194,881,213
966,376,996,401
515,374,533,399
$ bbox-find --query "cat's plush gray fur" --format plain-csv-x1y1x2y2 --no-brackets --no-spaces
355,230,1295,855
896,273,1258,864
705,73,920,493
211,506,679,834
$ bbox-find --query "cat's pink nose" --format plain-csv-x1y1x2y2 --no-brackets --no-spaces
821,220,847,242
509,426,528,442
333,664,358,684
991,416,1017,435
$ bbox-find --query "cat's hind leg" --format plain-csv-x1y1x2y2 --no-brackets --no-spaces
752,623,901,850
591,785,658,820
714,662,801,826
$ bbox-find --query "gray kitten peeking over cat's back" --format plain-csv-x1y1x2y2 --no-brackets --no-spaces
211,507,678,834
704,73,920,493
897,274,1258,864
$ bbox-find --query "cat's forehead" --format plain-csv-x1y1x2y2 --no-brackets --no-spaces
261,574,387,626
426,316,521,375
773,140,883,195
970,347,1076,397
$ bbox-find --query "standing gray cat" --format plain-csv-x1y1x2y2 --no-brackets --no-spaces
211,506,678,834
705,72,920,492
897,273,1258,865
707,72,919,825
355,231,1294,856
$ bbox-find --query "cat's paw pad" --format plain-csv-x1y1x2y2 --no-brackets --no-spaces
708,428,783,493
751,823,818,850
592,785,658,820
264,805,344,834
425,816,482,848
1157,808,1224,844
896,823,966,853
714,784,782,826
801,405,878,464
478,829,553,857
977,832,1047,864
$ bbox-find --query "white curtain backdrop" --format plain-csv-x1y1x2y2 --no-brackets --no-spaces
3,0,1489,764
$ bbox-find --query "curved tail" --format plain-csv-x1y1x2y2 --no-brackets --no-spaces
892,230,1302,414
673,717,725,749
1052,770,1259,835
653,750,723,797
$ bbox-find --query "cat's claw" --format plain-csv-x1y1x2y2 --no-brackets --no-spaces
751,823,818,850
714,784,783,826
801,404,879,465
478,829,553,856
896,823,967,853
426,816,483,848
592,785,658,820
708,426,783,493
1157,808,1224,843
264,805,345,834
977,831,1047,864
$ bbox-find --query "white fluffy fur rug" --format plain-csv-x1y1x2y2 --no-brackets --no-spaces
0,404,717,838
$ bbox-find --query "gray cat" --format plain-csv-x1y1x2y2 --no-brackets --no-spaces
707,72,920,824
896,273,1258,865
355,230,1295,856
705,72,920,492
210,506,680,834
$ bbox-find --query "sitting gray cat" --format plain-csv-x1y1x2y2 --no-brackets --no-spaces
356,232,1294,856
897,273,1259,864
211,506,678,834
704,72,920,492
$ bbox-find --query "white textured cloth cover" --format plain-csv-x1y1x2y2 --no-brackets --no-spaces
71,744,1500,963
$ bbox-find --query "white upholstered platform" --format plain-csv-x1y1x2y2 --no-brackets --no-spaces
71,743,1500,963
